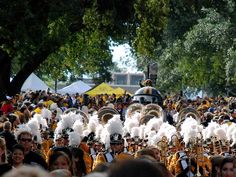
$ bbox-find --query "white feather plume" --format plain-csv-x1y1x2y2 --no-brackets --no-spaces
226,123,236,141
50,103,58,110
146,118,163,132
88,119,99,133
41,108,52,120
214,128,227,141
83,129,90,137
27,119,39,135
131,127,140,138
60,113,75,129
231,128,236,146
106,116,123,136
69,132,82,146
129,112,142,121
148,134,161,147
123,118,139,133
95,124,104,140
139,125,146,140
54,121,63,135
72,120,83,135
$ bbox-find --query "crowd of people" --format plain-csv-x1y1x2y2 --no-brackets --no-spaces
0,87,235,177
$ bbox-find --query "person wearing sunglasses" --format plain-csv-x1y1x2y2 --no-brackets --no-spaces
17,131,48,169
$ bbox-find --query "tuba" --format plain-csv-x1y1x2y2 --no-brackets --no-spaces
176,107,201,130
63,108,89,125
142,104,164,120
139,115,156,125
97,107,119,124
139,104,165,125
125,103,144,119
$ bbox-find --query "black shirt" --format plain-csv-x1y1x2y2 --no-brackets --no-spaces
24,151,48,169
0,130,17,152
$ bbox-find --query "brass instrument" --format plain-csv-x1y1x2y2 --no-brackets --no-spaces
142,104,164,120
97,107,119,124
139,115,155,125
157,136,169,166
176,107,201,130
170,134,181,152
177,107,211,177
63,108,89,125
188,135,212,177
125,103,143,119
196,136,203,177
212,136,225,155
139,103,165,125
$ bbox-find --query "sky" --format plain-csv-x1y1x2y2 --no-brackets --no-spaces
110,44,139,73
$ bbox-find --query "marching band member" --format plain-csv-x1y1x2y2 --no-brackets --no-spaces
93,115,133,169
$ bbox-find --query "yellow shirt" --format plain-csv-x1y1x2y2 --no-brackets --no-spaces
44,100,54,108
34,107,42,114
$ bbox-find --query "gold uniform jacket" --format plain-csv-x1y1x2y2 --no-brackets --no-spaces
169,151,212,177
93,151,133,170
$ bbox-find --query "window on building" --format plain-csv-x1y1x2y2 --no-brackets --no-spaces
130,75,144,85
115,75,127,85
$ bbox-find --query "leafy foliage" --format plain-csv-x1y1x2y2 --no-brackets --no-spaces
156,1,236,96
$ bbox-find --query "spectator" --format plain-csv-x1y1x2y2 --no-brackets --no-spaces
0,138,12,176
10,144,25,168
0,121,17,152
219,157,236,177
50,169,72,177
108,159,166,177
1,97,14,116
210,155,224,177
2,165,51,177
48,151,72,172
17,131,48,169
7,113,21,131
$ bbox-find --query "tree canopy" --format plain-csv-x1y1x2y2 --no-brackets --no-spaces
156,0,236,96
0,0,235,99
0,0,168,99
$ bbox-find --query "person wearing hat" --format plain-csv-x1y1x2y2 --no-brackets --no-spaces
93,132,133,170
46,133,64,163
86,132,103,161
62,128,73,147
48,110,58,133
93,116,133,169
41,131,53,158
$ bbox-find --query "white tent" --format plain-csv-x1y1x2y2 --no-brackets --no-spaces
57,80,91,94
21,73,50,91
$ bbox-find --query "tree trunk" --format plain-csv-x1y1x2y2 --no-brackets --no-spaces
0,49,11,100
8,46,56,96
55,79,58,93
0,42,60,102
